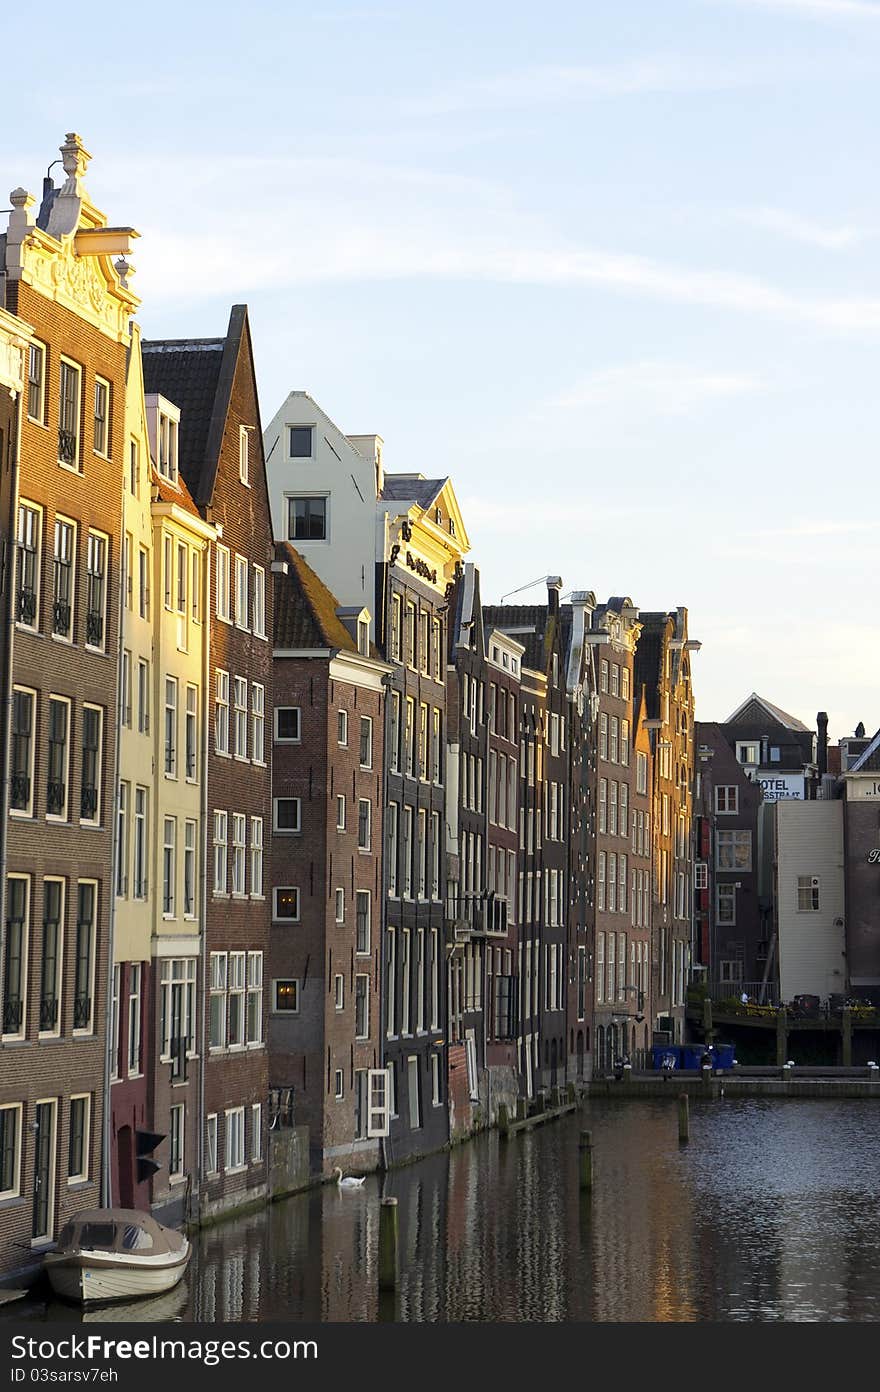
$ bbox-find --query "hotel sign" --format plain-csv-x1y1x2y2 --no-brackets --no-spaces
757,773,804,802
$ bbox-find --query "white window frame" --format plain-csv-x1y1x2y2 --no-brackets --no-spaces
235,554,249,631
251,683,265,765
58,357,82,471
252,565,266,639
239,425,250,486
231,813,247,897
274,706,301,743
273,886,300,922
216,543,232,623
274,797,301,834
272,979,300,1013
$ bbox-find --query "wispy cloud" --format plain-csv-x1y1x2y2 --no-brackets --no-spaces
553,361,762,416
734,206,870,250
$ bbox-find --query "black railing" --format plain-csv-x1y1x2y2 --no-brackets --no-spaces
164,745,175,774
186,749,196,779
73,993,92,1029
46,780,66,816
52,599,71,635
17,587,37,625
86,608,104,646
81,785,98,819
10,773,30,810
39,995,58,1030
2,995,23,1034
163,890,174,914
133,876,148,899
58,428,77,464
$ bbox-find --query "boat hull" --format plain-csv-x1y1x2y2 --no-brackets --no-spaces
46,1247,190,1305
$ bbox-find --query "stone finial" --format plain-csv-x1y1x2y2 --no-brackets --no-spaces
9,187,34,212
6,188,36,254
46,133,92,240
60,133,92,181
114,256,133,289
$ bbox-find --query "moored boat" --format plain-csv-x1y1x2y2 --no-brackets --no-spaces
44,1209,190,1304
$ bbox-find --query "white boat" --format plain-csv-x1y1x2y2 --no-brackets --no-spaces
44,1209,190,1305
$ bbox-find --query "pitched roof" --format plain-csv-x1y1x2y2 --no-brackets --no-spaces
150,464,200,517
482,604,548,672
849,729,880,774
380,474,447,509
724,692,811,732
274,542,357,653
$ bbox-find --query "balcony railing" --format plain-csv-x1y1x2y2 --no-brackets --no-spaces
46,780,66,816
39,995,59,1031
86,608,104,646
16,587,37,626
446,890,509,939
52,598,71,636
2,995,23,1035
58,428,77,465
10,773,30,811
169,1035,187,1082
80,785,98,820
73,993,92,1030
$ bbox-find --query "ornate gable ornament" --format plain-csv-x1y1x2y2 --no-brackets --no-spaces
4,134,139,345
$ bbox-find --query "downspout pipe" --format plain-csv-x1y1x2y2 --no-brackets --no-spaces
0,381,23,1062
197,539,212,1222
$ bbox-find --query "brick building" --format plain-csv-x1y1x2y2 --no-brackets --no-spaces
0,135,138,1277
269,542,389,1174
142,306,273,1221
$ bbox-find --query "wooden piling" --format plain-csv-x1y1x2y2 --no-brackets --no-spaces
378,1197,399,1291
579,1129,593,1191
516,1097,528,1122
678,1092,690,1143
498,1102,510,1137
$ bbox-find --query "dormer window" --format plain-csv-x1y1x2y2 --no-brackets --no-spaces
435,507,442,525
357,619,370,656
159,413,178,485
448,518,456,537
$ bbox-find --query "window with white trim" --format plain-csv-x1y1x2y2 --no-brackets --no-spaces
251,684,265,764
10,688,35,817
184,819,197,917
216,544,232,622
274,798,301,833
169,1104,184,1179
15,502,41,630
162,817,177,917
52,516,75,640
250,817,263,898
272,979,299,1013
158,412,178,484
68,1094,90,1182
275,707,300,742
235,555,249,630
27,341,45,424
0,1104,22,1199
228,952,246,1047
233,677,247,759
231,813,246,896
247,952,263,1044
252,566,266,638
46,696,71,820
797,875,820,912
251,1103,262,1162
215,670,230,754
239,425,250,485
225,1108,245,1170
164,676,178,777
273,886,300,922
157,956,195,1066
209,953,227,1050
206,1114,218,1174
213,811,228,894
85,531,107,650
185,684,197,779
715,785,739,814
58,357,82,469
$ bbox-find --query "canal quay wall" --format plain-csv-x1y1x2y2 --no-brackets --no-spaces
586,1070,880,1100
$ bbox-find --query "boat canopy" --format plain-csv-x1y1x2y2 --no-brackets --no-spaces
55,1209,186,1258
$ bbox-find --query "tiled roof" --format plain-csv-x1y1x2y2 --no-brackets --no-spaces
482,604,547,672
724,692,811,732
850,729,880,774
381,474,447,509
141,338,224,504
273,542,357,653
150,464,200,517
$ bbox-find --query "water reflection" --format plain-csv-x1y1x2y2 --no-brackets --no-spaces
33,1100,880,1322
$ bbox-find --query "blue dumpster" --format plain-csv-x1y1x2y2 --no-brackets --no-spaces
712,1043,736,1069
651,1044,683,1071
683,1045,707,1070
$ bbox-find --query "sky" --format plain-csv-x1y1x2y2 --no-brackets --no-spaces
3,0,879,740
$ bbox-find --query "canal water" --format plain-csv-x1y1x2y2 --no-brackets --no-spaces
33,1098,880,1322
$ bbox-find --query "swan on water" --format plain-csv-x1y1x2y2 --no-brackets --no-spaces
333,1167,365,1189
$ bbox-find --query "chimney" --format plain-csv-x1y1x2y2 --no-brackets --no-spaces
817,711,828,778
546,576,563,616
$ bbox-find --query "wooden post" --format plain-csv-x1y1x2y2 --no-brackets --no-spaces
567,1082,577,1105
516,1097,528,1122
678,1092,690,1143
842,1007,852,1067
498,1102,510,1137
702,994,714,1044
378,1197,399,1291
776,1008,788,1067
550,1086,561,1108
579,1129,593,1191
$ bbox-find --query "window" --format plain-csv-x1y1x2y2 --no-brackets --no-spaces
334,973,344,1010
180,683,197,779
121,649,132,729
0,1104,22,1199
158,412,178,484
387,803,399,896
209,953,227,1050
355,975,369,1039
390,594,402,663
138,547,149,619
275,707,301,742
694,862,708,890
176,541,188,617
39,879,64,1034
335,887,345,924
431,811,441,900
250,817,263,898
235,555,249,630
15,502,41,629
335,1071,344,1100
716,882,736,925
110,964,120,1079
52,516,75,640
288,496,327,540
247,952,263,1044
252,565,266,638
715,786,739,814
599,712,608,760
58,358,81,467
620,719,630,767
251,684,265,764
274,887,300,922
288,425,313,457
93,377,110,457
213,811,228,894
251,1103,262,1162
68,1096,90,1183
116,782,129,897
164,677,178,777
206,1115,219,1174
598,852,606,912
233,677,248,759
359,716,373,769
137,661,150,735
419,610,430,675
216,544,232,622
232,814,246,896
272,980,299,1013
418,703,428,779
356,890,371,954
215,670,230,754
10,688,35,816
337,709,348,746
336,795,346,831
599,779,607,834
162,818,177,917
27,341,45,423
133,787,148,899
163,535,173,610
183,820,197,917
716,830,752,871
159,959,197,1068
405,603,416,668
85,532,107,649
228,952,246,1047
274,798,301,833
432,708,443,783
736,742,759,766
169,1105,184,1179
80,705,102,825
402,808,413,898
191,551,200,624
3,877,29,1038
47,696,71,819
797,876,820,912
417,809,427,898
127,963,141,1074
432,618,443,681
239,425,249,485
358,799,371,851
129,439,140,496
225,1108,245,1171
